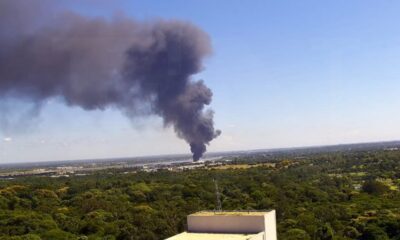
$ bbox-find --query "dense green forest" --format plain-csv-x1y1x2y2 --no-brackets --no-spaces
1,150,400,239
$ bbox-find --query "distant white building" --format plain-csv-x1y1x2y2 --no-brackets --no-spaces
166,210,277,240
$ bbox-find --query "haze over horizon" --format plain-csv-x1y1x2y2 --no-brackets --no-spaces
2,0,400,163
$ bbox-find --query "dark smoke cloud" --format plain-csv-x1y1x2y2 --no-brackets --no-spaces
0,1,220,160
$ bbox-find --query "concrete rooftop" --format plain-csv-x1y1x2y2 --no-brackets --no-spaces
166,232,258,240
189,211,271,217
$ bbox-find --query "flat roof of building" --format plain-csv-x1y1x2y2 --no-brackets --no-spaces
166,232,258,240
189,211,271,217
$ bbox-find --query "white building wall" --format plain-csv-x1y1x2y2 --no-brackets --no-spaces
263,210,277,240
188,214,266,233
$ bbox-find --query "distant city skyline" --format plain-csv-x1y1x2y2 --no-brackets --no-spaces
2,0,400,162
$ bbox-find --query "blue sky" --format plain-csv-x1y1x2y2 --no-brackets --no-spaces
1,0,400,162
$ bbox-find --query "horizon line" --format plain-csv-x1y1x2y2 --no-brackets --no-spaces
1,138,399,165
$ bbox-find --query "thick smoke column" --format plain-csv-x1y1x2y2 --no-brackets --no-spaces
0,1,220,161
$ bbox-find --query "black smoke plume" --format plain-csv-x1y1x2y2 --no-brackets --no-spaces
0,1,220,161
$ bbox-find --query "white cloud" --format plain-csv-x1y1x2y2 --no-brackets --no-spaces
3,137,12,142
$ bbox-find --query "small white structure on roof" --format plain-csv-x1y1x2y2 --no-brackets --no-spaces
166,210,277,240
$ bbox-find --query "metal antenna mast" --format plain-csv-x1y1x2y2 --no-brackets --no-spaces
213,178,222,211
